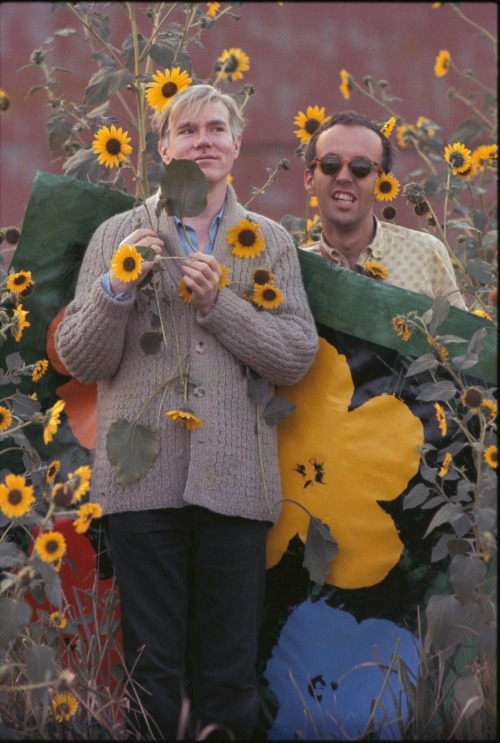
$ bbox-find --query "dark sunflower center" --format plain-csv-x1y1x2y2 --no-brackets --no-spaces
5,228,21,244
464,389,482,408
305,118,320,135
253,270,269,285
46,539,59,554
449,152,465,168
8,488,22,505
105,138,122,155
238,229,256,247
263,288,276,301
123,257,137,272
13,275,26,286
224,54,239,74
162,82,178,98
379,180,393,193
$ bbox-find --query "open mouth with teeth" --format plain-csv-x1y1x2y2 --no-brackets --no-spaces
333,193,355,203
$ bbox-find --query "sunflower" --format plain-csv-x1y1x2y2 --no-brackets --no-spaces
6,270,33,295
396,124,417,149
0,405,13,431
460,387,483,413
380,117,396,138
484,445,498,469
215,48,250,82
434,402,447,436
252,283,285,310
49,611,67,629
46,459,61,484
416,116,436,137
438,452,453,478
218,263,231,288
374,172,400,201
252,268,275,286
309,195,319,208
145,67,192,112
165,409,204,430
35,530,67,563
0,473,35,519
12,304,30,342
92,125,132,169
392,317,412,342
43,399,66,445
293,106,331,143
50,693,79,722
206,2,220,17
456,161,478,181
364,261,389,280
481,399,497,419
434,49,451,77
444,142,472,175
339,69,351,100
73,503,103,534
472,144,498,170
227,218,266,259
426,336,449,360
67,465,92,503
178,278,193,304
32,359,49,382
2,226,21,245
111,244,143,283
51,483,73,508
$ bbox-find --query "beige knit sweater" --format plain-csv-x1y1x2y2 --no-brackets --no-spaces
54,186,318,524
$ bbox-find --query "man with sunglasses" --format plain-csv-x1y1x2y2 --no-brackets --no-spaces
302,110,466,309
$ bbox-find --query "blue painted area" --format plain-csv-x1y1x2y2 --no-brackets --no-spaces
265,598,419,740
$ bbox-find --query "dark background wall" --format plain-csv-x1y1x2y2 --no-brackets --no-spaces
1,2,497,242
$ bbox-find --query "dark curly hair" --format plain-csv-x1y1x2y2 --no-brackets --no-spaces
304,110,394,174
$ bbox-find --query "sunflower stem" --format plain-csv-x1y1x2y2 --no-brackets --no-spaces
255,406,272,516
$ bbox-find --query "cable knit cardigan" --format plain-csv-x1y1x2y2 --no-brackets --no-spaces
54,185,318,524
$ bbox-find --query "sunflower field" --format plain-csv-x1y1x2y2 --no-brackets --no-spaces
0,2,497,740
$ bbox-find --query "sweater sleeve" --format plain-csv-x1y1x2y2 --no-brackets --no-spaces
54,212,137,383
197,224,319,386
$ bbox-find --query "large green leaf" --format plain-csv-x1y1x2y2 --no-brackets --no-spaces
26,644,56,706
0,597,32,647
106,419,160,487
156,159,208,219
303,515,338,587
84,67,133,106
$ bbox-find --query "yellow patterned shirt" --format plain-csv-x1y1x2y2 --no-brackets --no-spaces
301,218,467,310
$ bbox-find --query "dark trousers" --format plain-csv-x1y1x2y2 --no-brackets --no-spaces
107,506,269,740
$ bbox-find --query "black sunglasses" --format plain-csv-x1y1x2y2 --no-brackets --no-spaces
311,155,382,179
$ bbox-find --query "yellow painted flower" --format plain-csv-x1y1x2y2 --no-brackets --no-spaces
392,317,412,342
32,359,49,382
215,48,250,82
484,445,498,468
0,473,35,519
206,1,220,17
470,308,492,321
252,268,275,286
0,405,13,431
293,106,331,143
73,503,103,534
339,69,351,100
111,244,143,283
438,452,453,477
92,125,132,168
396,124,416,149
178,278,192,303
165,409,204,430
416,116,436,137
434,49,451,77
472,144,498,170
252,283,285,310
444,142,472,175
13,304,30,342
145,67,192,112
43,399,66,445
434,402,447,436
364,261,389,280
380,117,396,138
50,693,79,722
227,218,266,259
34,530,67,563
49,611,67,629
67,465,92,503
218,263,231,288
374,172,400,201
6,270,33,294
46,459,61,484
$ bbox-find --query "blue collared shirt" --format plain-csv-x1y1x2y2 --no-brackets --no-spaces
102,206,225,300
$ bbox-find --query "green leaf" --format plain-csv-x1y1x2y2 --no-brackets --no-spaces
261,396,296,425
140,331,163,355
32,555,62,607
47,115,73,152
0,597,32,647
84,67,133,106
403,483,431,509
416,380,457,402
303,515,338,587
467,258,494,284
0,541,25,569
423,502,464,537
454,674,484,718
106,419,160,487
429,296,451,335
448,117,485,145
62,146,108,183
450,554,487,604
148,40,192,74
26,644,56,706
156,159,208,219
451,351,478,371
405,352,438,377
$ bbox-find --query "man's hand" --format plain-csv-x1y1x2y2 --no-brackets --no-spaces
110,228,164,295
181,253,221,316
